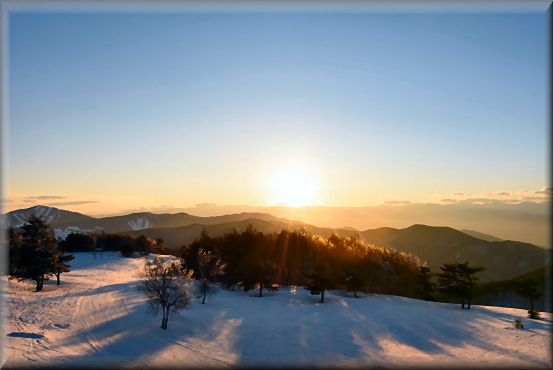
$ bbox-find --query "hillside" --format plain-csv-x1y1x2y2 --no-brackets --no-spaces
360,224,549,281
472,265,552,312
3,252,551,368
7,206,548,282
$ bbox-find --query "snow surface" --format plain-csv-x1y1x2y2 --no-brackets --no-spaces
128,217,152,231
9,206,61,227
3,253,552,368
53,226,104,241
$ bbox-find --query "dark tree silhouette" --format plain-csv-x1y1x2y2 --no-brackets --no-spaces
242,259,278,297
8,227,23,276
59,233,95,253
437,261,484,309
344,273,366,298
306,262,335,303
138,256,192,329
516,278,543,319
54,252,75,285
416,265,435,301
9,215,60,291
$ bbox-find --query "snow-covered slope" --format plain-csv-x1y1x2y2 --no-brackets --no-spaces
3,253,552,368
128,217,152,230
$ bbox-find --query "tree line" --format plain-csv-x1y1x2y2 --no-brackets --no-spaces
9,214,541,320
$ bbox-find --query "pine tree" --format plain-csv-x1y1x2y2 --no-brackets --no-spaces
10,215,60,291
416,265,435,301
516,278,543,319
306,262,335,303
54,252,75,285
345,273,366,298
437,261,484,309
9,227,23,276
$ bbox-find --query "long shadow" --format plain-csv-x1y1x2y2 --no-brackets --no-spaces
44,288,552,368
53,291,233,367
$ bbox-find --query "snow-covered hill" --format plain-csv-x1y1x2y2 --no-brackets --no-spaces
3,253,551,368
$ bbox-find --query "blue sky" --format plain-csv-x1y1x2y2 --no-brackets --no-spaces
7,10,549,213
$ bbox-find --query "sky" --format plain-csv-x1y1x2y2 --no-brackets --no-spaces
5,7,550,216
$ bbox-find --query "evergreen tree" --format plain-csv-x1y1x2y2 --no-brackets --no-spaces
54,252,75,285
306,262,335,303
8,227,23,276
416,265,435,301
10,215,60,292
242,259,278,297
344,273,366,298
181,231,224,304
515,278,543,319
437,261,484,309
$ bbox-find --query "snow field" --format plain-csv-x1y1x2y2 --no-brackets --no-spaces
3,252,552,368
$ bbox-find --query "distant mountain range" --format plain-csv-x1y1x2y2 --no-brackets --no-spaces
7,205,550,282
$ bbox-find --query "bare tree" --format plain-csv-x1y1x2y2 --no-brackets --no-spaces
137,256,192,329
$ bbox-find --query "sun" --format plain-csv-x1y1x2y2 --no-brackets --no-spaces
267,167,319,207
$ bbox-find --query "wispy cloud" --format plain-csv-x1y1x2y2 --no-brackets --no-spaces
46,200,99,206
494,191,510,197
535,186,552,195
382,200,411,206
452,192,464,196
25,195,66,200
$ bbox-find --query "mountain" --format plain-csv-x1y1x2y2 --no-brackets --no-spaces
8,205,96,228
460,229,504,242
6,206,548,282
472,265,552,312
360,224,549,281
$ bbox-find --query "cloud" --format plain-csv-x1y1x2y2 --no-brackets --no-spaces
494,192,510,197
382,201,411,206
46,200,99,206
194,203,217,209
452,192,464,196
440,199,458,203
25,195,66,200
535,186,552,195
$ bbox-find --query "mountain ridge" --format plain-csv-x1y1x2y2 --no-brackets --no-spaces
7,205,549,282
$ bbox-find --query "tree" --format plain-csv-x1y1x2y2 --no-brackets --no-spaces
9,215,60,292
344,273,366,298
516,278,543,319
416,265,435,301
137,256,192,329
8,227,23,276
242,259,278,297
59,233,95,254
306,262,335,303
54,252,75,285
153,238,166,255
181,230,224,304
437,261,484,309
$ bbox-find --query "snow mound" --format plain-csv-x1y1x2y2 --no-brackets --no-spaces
128,217,152,230
4,252,552,368
54,226,104,240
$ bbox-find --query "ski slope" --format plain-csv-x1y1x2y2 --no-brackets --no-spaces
3,252,552,368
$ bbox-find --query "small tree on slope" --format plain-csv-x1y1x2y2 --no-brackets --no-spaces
306,262,336,303
138,256,192,329
416,265,435,301
437,261,484,309
54,252,75,285
516,278,543,319
9,215,60,292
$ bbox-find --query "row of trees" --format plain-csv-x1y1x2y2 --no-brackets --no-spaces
9,216,74,291
179,227,426,304
59,232,166,257
8,215,166,291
